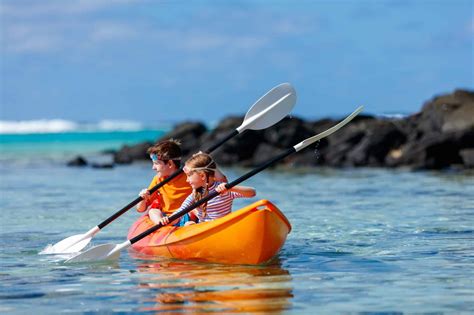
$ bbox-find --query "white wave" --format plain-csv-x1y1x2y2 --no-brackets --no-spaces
377,113,409,119
96,120,143,131
0,119,78,134
0,119,146,134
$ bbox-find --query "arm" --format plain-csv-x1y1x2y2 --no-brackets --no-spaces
230,185,256,198
136,189,150,212
215,183,256,198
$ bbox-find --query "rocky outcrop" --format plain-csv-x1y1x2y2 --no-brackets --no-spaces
114,141,153,164
385,90,474,169
67,156,88,167
69,89,473,170
111,121,207,165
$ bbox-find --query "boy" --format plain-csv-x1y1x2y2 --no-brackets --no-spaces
137,139,193,224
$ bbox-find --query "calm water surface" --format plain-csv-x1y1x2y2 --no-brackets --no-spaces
1,159,473,314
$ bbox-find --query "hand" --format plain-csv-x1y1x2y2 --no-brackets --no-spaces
215,183,228,194
159,216,170,225
139,189,150,200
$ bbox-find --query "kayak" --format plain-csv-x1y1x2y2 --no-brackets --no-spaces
127,199,291,265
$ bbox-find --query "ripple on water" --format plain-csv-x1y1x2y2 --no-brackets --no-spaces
1,166,473,313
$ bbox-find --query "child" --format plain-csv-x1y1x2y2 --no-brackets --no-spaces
160,152,256,226
136,139,193,224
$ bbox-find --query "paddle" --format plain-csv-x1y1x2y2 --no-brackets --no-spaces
65,106,364,263
42,83,296,254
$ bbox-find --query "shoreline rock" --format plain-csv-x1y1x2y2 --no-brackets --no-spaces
69,89,474,170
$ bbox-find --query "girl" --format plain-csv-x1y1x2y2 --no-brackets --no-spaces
160,152,256,226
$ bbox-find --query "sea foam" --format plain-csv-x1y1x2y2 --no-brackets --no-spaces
0,119,145,134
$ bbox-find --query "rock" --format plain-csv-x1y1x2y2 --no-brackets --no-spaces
67,156,88,167
91,163,114,169
106,88,473,170
345,120,407,167
319,122,366,167
387,129,474,169
158,121,207,157
262,116,313,148
419,89,474,133
385,89,474,169
202,116,265,166
251,143,282,166
112,122,207,164
114,142,153,164
460,148,474,168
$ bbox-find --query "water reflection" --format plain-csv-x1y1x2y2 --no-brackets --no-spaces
132,257,293,314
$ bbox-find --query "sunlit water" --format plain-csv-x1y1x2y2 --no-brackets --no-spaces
1,156,473,313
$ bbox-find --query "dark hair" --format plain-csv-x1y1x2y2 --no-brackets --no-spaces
147,139,182,168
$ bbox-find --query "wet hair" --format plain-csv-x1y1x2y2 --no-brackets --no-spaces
147,139,182,168
184,152,217,218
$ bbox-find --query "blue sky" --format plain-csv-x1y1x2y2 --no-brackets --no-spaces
1,0,472,124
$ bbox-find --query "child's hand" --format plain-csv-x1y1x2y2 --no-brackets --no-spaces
216,183,228,194
159,216,170,225
139,189,150,200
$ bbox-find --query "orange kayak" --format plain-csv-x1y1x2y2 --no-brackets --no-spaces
127,199,291,265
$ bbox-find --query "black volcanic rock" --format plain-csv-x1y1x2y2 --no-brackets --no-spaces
160,121,207,157
345,120,407,167
114,142,153,164
460,148,474,168
385,89,474,169
67,156,88,167
111,89,474,170
201,116,265,165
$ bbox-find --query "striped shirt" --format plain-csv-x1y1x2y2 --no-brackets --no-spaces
177,181,244,222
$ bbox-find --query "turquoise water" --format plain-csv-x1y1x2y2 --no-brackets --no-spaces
0,133,473,313
0,130,164,159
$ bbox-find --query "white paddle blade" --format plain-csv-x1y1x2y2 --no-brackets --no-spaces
41,226,100,254
65,244,121,263
294,106,364,152
41,234,92,254
238,83,296,132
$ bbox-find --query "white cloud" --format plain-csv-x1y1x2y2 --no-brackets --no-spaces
160,31,269,53
1,22,63,53
0,0,147,53
90,23,139,42
0,0,141,17
1,1,312,56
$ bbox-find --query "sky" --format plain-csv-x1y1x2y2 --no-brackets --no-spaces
0,0,472,124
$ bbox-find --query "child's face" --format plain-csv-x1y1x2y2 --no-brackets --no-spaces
184,169,206,189
152,159,174,178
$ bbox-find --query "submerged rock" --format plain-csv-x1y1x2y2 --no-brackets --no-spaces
67,156,88,167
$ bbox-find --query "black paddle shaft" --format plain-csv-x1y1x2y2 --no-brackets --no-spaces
97,129,241,230
204,129,239,153
129,147,296,245
97,167,183,229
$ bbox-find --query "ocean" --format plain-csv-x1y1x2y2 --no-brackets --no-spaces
0,121,473,314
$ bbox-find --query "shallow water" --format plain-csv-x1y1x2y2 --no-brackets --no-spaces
1,160,473,313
